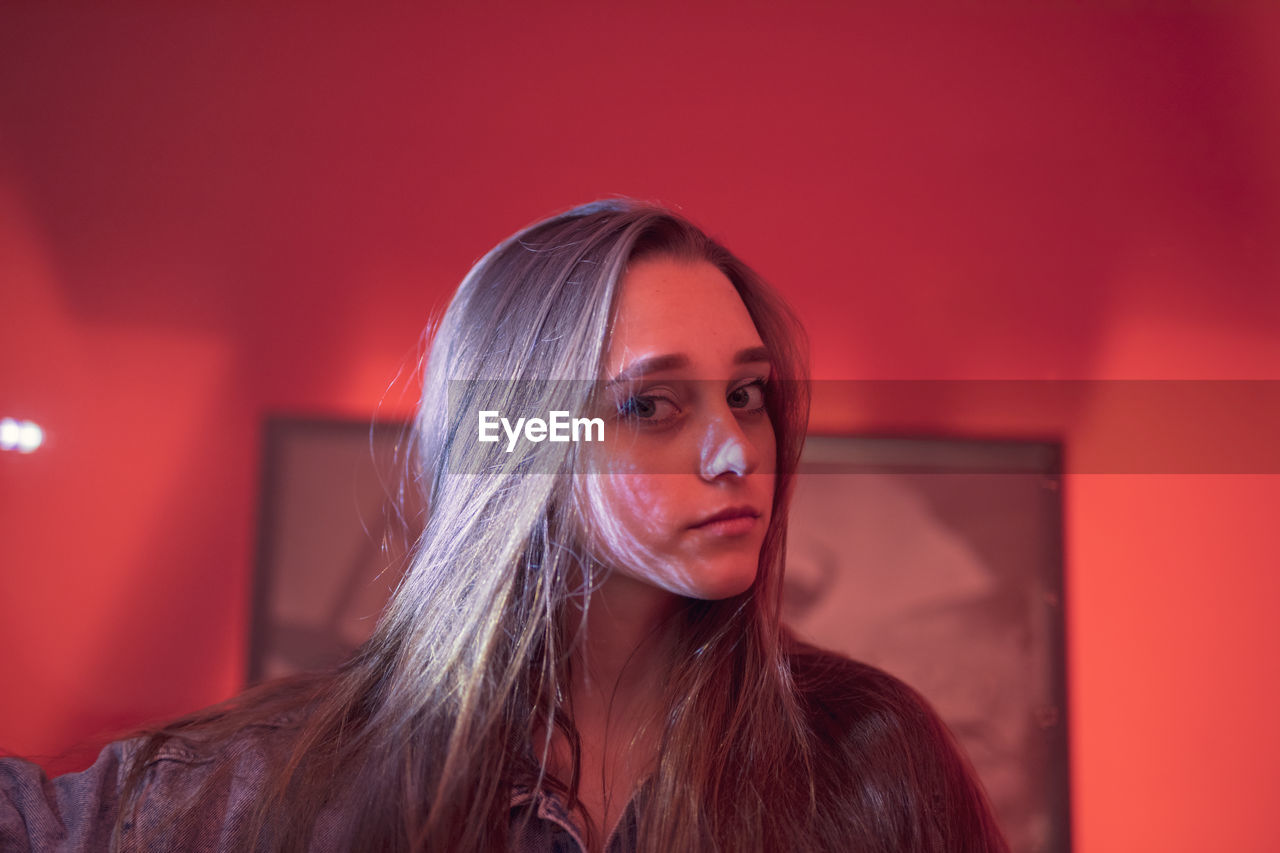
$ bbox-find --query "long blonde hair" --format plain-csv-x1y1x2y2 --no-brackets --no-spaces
378,200,813,850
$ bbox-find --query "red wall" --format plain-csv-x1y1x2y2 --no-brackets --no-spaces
2,4,1277,850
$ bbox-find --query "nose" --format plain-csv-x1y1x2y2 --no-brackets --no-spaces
698,411,762,481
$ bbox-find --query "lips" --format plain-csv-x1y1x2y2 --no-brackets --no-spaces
690,506,761,529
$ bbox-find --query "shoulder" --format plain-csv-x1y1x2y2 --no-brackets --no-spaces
118,713,305,851
785,638,1009,853
0,716,301,853
787,639,959,788
137,711,302,769
788,637,940,742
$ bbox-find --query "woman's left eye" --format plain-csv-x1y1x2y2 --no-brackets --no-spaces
727,379,768,411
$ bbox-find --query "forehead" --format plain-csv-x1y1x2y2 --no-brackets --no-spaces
605,256,765,375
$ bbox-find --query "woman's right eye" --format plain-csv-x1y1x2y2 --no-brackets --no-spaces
618,394,677,423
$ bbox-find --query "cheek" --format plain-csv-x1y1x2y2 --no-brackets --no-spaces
576,472,678,565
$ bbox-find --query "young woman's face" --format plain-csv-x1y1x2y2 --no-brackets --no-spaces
577,255,777,601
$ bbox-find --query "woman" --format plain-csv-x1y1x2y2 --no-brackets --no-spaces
1,200,1008,852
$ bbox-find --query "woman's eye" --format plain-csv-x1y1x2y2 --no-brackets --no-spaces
618,395,676,422
727,380,768,411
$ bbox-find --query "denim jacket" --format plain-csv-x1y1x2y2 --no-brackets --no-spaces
1,719,635,852
2,650,1006,852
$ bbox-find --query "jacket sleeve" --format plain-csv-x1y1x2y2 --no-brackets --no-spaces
1,741,131,852
4,719,312,852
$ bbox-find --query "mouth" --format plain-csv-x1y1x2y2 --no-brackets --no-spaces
689,506,762,536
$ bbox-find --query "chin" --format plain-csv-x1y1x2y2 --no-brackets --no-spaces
688,560,760,600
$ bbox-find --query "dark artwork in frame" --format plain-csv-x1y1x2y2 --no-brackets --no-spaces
248,418,421,685
250,418,1069,853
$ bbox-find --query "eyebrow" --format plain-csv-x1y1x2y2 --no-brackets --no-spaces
606,346,772,388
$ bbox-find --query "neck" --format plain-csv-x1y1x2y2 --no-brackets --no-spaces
542,569,678,841
570,569,682,715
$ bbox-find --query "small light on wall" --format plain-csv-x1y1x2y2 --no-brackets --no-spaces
0,418,44,453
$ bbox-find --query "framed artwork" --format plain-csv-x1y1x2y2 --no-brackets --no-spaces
248,417,420,682
784,436,1067,853
251,418,1067,852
